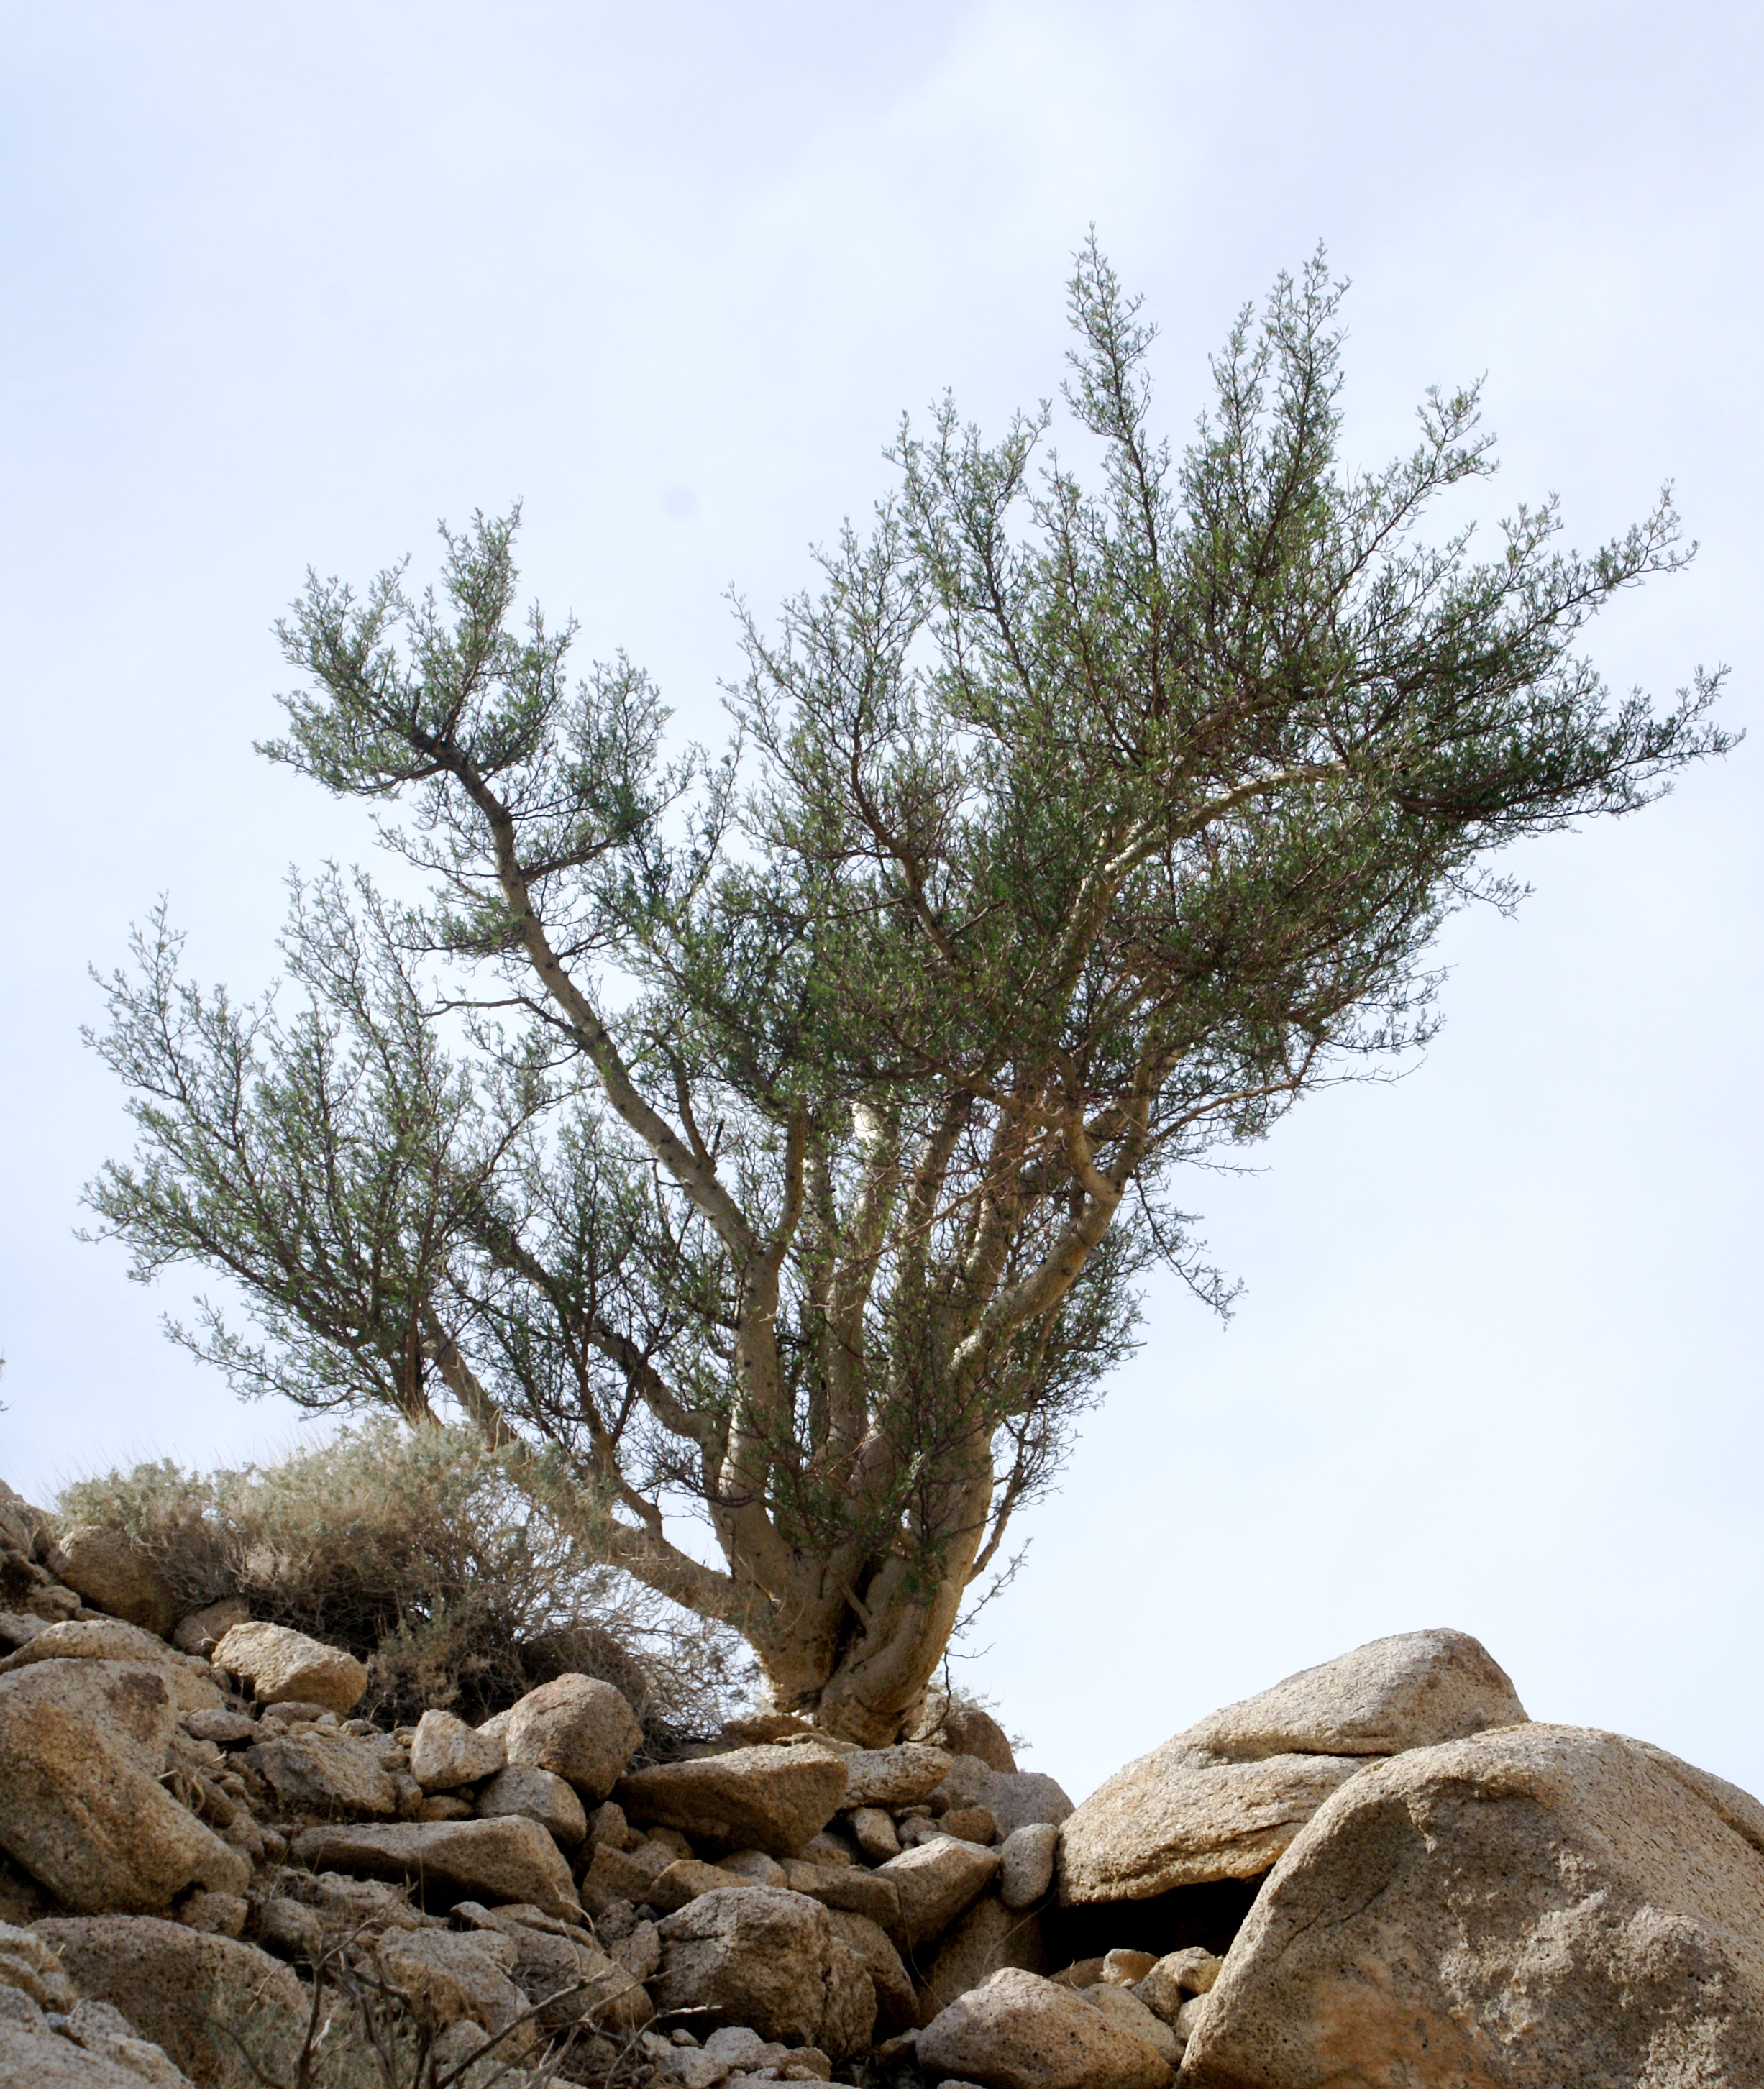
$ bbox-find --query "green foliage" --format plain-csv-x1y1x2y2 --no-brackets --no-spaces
86,243,1728,1729
58,1422,750,1732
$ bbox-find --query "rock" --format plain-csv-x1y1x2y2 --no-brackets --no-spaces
243,1727,398,1819
377,1929,533,2052
720,1848,789,1885
1173,1993,1209,2043
915,1893,1046,2025
47,1527,180,1638
998,1822,1057,1909
0,1622,223,1715
973,1770,1071,1840
581,1838,672,1911
1182,1724,1764,2089
0,1661,249,1912
170,1600,250,1658
0,2017,189,2087
176,1893,247,1939
824,1907,915,2038
879,1834,1000,1949
419,1793,474,1821
1102,1949,1159,1985
1626,1734,1764,1855
59,1996,196,2087
802,1827,858,1866
649,1857,764,1916
617,1744,850,1857
848,1806,900,1862
1182,1628,1527,1763
918,1966,1173,2089
1059,1749,1368,1902
475,1763,587,1845
613,1919,660,1981
34,1916,306,2089
839,1745,953,1809
0,1919,75,2009
585,1799,634,1849
1082,1983,1181,2069
409,1708,505,1792
0,1614,46,1653
180,1709,257,1747
943,1704,1018,1775
504,1675,642,1801
780,1860,905,1936
288,1816,582,1921
455,1903,653,2032
651,1887,875,2061
209,1622,365,1715
941,1806,998,1845
1130,1947,1220,2024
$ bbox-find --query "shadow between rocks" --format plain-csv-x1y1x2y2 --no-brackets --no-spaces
1042,1873,1269,1965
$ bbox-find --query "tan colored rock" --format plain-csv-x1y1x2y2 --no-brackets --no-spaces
1102,1948,1159,1985
915,1893,1046,2025
617,1742,849,1856
839,1744,952,1808
35,1916,305,2089
649,1857,762,1916
719,1847,788,1884
918,1965,1173,2089
409,1707,505,1791
1173,1993,1209,2044
0,1621,222,1715
0,1919,75,2009
943,1804,998,1844
475,1763,586,1844
504,1674,642,1801
585,1798,634,1849
289,1816,581,1921
780,1858,904,1935
999,1821,1058,1909
180,1708,257,1746
170,1599,249,1658
1130,1947,1220,2024
1184,1627,1527,1763
59,1996,196,2086
651,1886,875,2061
848,1805,900,1862
879,1832,1000,1949
1182,1724,1764,2089
377,1929,533,2052
1625,1734,1764,1855
1083,1982,1182,2069
455,1902,652,2033
210,1622,365,1714
47,1527,179,1637
0,2017,187,2087
1059,1749,1368,1903
972,1769,1071,1839
243,1727,398,1819
825,1906,915,2037
943,1703,1018,1774
0,1662,248,1911
581,1838,671,1911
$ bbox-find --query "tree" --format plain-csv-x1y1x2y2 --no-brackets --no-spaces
87,246,1726,1742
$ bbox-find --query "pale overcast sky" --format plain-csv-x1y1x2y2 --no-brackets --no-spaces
2,1,1760,1803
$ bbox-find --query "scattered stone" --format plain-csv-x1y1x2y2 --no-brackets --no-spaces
46,1527,180,1638
0,1661,250,1911
504,1674,643,1801
377,1928,533,2052
59,1995,195,2087
35,1915,306,2089
801,1827,858,1867
288,1816,582,1920
941,1704,1018,1774
210,1622,366,1716
614,1918,661,1981
1173,1993,1210,2043
457,1905,651,2032
180,1708,257,1747
649,1857,764,1916
0,1612,47,1652
1130,1947,1220,2024
0,1918,76,2008
582,1837,675,1909
915,1893,1046,2025
652,1886,875,2061
1102,1948,1159,1985
618,1744,850,1857
0,1620,223,1715
419,1793,475,1821
408,1707,505,1791
918,1965,1173,2089
170,1599,250,1658
256,1699,332,1727
1182,1724,1764,2089
0,2014,193,2087
475,1763,587,1845
879,1834,1000,1949
847,1806,900,1862
1082,1982,1182,2068
839,1745,952,1809
176,1892,248,1938
941,1805,997,1845
972,1770,1072,1840
997,1822,1057,1909
719,1848,788,1885
585,1799,634,1849
243,1727,398,1819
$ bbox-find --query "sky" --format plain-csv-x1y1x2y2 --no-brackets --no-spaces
1,1,1760,1804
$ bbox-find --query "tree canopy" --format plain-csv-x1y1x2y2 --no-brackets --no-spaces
87,245,1726,1739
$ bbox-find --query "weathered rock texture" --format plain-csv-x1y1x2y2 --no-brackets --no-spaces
1060,1628,1525,1903
618,1743,850,1856
1182,1723,1764,2089
47,1526,180,1637
651,1886,875,2060
504,1674,643,1800
289,1816,581,1920
918,1965,1173,2089
210,1621,367,1714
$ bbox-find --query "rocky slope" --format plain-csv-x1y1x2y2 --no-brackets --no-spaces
3,1476,1762,2087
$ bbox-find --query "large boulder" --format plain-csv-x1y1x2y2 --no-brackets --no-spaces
840,1744,953,1809
918,1965,1173,2089
210,1622,366,1715
879,1833,1000,1949
504,1675,642,1801
0,1661,248,1911
46,1527,180,1638
0,1620,223,1715
1181,1723,1764,2088
1059,1628,1525,1904
243,1727,399,1819
617,1743,849,1857
409,1709,505,1792
289,1816,581,1921
650,1885,874,2061
474,1764,588,1845
34,1916,305,2089
976,1768,1073,1839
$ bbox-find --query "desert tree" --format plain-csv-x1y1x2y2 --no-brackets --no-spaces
87,245,1726,1740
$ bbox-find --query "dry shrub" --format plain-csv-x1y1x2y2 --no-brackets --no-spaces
57,1421,751,1736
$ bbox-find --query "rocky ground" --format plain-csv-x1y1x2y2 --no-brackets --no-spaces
4,1478,1763,2088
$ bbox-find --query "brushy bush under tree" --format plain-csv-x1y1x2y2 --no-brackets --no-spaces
88,242,1728,1742
58,1421,751,1734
